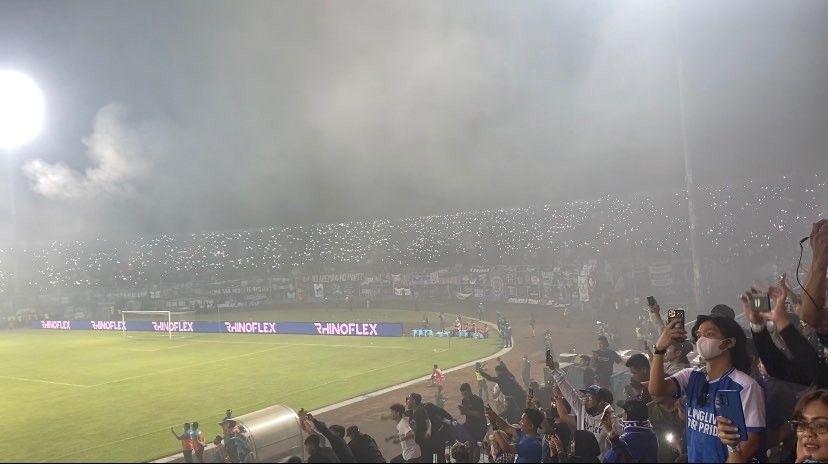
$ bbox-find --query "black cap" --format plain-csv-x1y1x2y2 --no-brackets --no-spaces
616,399,649,422
710,304,736,319
692,314,746,345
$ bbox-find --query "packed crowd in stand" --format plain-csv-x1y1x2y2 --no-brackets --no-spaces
0,172,824,295
175,218,828,463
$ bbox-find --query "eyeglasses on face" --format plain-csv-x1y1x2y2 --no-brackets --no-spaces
789,418,828,435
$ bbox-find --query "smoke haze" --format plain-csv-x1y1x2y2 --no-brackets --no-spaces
0,0,826,244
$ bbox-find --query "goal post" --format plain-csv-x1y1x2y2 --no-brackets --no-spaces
121,310,195,340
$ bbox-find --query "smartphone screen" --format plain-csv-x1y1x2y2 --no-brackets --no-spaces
528,388,534,397
546,349,552,362
750,294,772,313
647,296,656,307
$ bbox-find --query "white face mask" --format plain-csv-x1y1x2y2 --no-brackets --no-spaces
695,336,730,360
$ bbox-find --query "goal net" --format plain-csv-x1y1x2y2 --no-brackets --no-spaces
121,310,196,340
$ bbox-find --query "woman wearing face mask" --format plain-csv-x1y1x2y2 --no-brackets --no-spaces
648,314,766,463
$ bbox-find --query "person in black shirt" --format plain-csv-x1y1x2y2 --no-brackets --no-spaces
346,425,386,463
624,353,652,404
305,434,341,463
592,335,622,388
458,382,487,443
578,355,595,389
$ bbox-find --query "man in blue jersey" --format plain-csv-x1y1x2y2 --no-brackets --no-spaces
649,314,766,463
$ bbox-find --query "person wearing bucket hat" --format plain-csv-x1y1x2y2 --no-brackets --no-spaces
648,312,766,463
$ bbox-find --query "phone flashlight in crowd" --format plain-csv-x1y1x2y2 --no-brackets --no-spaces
665,433,674,443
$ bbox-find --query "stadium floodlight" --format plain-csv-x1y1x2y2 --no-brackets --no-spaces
0,70,45,150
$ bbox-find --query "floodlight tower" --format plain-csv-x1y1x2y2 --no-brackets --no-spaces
0,69,45,317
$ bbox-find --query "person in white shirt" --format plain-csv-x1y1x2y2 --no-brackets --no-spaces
385,403,421,463
547,359,623,460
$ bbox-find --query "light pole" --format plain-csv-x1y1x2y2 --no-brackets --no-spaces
671,3,705,316
0,70,45,318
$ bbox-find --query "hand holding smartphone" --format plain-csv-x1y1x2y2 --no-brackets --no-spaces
749,294,772,313
715,390,748,442
667,309,686,341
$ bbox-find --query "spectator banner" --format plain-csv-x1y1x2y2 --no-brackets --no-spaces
649,263,674,287
33,320,404,336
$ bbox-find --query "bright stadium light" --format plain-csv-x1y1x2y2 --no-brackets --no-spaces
0,70,44,150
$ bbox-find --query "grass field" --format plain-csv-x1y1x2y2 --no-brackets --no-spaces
1,308,500,463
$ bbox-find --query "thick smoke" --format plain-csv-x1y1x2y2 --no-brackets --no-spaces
22,102,160,200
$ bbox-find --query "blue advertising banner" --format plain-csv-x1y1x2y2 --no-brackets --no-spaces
33,320,404,337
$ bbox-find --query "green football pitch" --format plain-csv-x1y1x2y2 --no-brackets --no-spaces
1,308,500,463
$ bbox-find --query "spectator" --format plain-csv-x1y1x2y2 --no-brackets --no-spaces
579,355,596,389
474,362,489,400
405,393,433,463
800,219,828,337
385,403,420,464
486,435,517,463
478,363,528,423
624,353,652,403
309,415,356,463
753,359,801,461
571,430,603,463
345,425,385,463
485,405,544,463
530,312,536,338
450,441,474,463
458,382,487,445
744,281,828,388
663,340,692,375
548,357,622,459
593,336,622,389
647,395,685,463
522,355,532,390
305,434,340,463
602,399,658,463
171,422,194,463
787,389,828,463
649,314,766,463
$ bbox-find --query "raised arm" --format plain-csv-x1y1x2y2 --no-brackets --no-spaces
649,319,685,398
801,220,828,333
485,404,516,438
549,365,584,414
